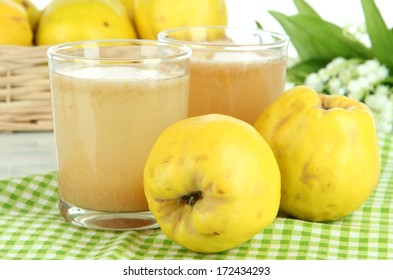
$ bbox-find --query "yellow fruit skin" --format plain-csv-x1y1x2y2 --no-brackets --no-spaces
36,0,137,46
0,0,33,45
144,114,281,253
118,0,134,19
134,0,227,39
254,86,381,222
11,0,41,31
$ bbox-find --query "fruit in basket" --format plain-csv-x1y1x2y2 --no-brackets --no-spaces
144,114,281,253
133,0,227,39
0,0,33,45
35,0,137,46
11,0,41,31
119,0,134,19
254,86,381,222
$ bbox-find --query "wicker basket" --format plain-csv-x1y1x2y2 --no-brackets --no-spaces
0,45,53,132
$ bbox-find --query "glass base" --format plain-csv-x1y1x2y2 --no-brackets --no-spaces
58,198,158,231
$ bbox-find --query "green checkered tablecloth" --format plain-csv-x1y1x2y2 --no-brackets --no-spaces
1,133,392,260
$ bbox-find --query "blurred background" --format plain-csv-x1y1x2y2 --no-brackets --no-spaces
31,0,393,57
31,0,393,30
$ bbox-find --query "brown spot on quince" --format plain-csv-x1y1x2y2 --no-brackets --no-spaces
195,154,208,162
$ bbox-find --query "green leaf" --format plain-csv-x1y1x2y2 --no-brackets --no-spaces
291,58,330,74
269,11,322,60
361,0,393,70
269,11,372,61
255,20,263,30
287,58,330,84
286,69,305,85
293,0,321,18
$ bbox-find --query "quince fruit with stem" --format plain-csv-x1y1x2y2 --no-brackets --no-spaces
144,114,281,253
254,86,381,222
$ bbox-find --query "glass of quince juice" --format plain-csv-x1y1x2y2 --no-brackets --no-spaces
159,26,289,124
47,40,191,230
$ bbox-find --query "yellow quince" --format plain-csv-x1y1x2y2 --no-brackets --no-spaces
35,0,137,46
254,86,381,222
134,0,227,39
0,0,33,45
11,0,41,31
144,114,281,253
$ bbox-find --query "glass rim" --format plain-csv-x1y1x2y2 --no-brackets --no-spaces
47,39,192,63
158,26,289,49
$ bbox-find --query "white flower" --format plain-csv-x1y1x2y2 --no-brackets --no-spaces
327,78,343,94
342,22,370,47
343,22,358,34
365,94,393,133
356,64,368,76
356,23,367,35
366,72,381,84
326,57,347,72
365,59,381,71
359,60,389,84
376,66,389,80
347,77,370,100
375,85,390,96
338,68,355,84
317,68,331,83
285,81,295,90
365,93,383,109
305,73,324,92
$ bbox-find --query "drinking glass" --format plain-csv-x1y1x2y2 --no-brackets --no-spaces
159,26,288,124
47,40,191,230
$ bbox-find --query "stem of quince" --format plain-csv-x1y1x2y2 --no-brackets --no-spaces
181,191,202,206
319,94,331,110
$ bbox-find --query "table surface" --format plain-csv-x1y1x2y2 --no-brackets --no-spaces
0,132,57,180
0,131,392,260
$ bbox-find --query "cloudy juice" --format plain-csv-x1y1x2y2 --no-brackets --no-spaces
189,51,287,124
51,67,189,212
